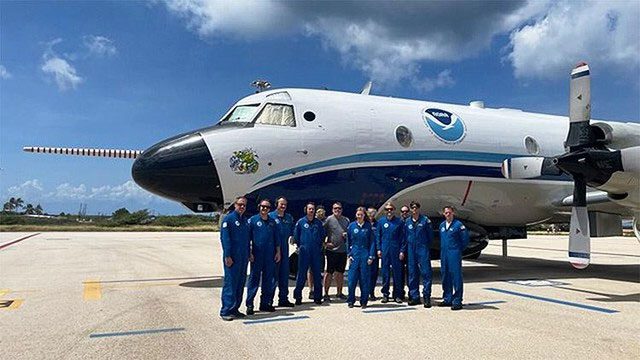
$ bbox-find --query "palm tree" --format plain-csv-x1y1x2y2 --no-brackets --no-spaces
14,197,24,211
35,204,43,215
8,197,16,212
3,202,11,212
25,203,34,215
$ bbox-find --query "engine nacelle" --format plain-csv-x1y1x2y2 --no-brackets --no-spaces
591,122,640,150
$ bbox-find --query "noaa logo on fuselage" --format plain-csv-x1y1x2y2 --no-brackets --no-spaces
423,108,466,144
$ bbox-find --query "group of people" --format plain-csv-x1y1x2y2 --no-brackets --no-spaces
219,196,470,321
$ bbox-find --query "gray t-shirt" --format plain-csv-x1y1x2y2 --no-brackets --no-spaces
324,214,350,253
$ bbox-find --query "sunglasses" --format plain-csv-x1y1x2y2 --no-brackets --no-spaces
385,208,394,211
401,209,409,213
410,206,419,209
236,203,247,207
260,205,271,209
333,207,342,210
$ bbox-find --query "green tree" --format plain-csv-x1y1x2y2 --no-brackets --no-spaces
35,204,44,215
24,203,35,215
14,197,24,211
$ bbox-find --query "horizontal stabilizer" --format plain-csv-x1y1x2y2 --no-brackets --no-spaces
23,146,142,159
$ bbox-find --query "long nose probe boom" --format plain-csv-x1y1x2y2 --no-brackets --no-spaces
23,146,143,159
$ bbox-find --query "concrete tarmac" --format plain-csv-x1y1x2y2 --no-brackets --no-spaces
1,232,638,359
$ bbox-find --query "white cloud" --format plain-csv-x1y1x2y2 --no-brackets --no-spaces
41,39,83,91
83,35,117,57
0,65,11,79
411,70,455,93
508,1,640,79
6,179,45,200
161,1,547,89
49,180,153,202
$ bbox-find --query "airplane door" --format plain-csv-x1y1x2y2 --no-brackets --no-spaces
355,108,386,152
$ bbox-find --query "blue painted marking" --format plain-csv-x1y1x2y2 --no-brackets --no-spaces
363,307,416,314
507,279,570,287
89,327,185,338
243,315,309,325
255,150,526,185
485,288,618,314
466,300,506,306
568,251,590,259
571,70,590,79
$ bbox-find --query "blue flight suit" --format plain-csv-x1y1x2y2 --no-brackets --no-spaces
440,219,470,307
347,221,376,306
269,211,294,304
219,210,250,317
377,216,405,299
293,217,326,302
402,215,434,302
369,220,379,297
246,215,278,309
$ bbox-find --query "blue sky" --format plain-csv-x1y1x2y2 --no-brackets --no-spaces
1,1,638,215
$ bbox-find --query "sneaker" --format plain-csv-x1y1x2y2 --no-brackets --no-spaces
381,296,389,303
308,290,314,299
369,294,378,301
423,298,431,308
361,304,367,309
336,293,347,300
407,298,421,306
348,303,354,308
438,301,452,307
232,311,246,319
246,306,255,315
394,297,403,304
295,298,302,305
451,304,463,311
221,315,234,321
278,300,295,308
314,299,323,305
259,305,276,312
323,295,331,303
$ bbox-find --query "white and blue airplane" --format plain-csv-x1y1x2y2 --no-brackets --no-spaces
24,63,640,268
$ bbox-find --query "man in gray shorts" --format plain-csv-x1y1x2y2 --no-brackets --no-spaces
322,202,349,301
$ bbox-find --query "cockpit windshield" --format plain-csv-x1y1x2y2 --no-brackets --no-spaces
219,104,260,125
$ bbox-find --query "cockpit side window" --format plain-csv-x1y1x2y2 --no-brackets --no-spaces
254,103,296,127
220,104,260,125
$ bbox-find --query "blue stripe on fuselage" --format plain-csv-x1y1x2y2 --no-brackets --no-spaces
255,150,524,186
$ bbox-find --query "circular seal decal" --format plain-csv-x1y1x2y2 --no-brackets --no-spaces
275,219,280,224
408,224,413,229
384,223,389,228
354,228,359,234
229,148,259,174
222,222,228,228
423,108,466,144
235,220,240,226
257,221,262,227
304,223,309,229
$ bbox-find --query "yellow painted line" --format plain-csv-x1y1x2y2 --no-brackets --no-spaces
7,299,23,309
0,289,10,297
83,279,102,300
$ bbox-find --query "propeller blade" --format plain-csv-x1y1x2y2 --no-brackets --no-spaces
566,62,592,150
568,176,590,269
501,157,561,179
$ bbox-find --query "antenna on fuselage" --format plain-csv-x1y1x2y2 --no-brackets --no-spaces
251,79,271,93
360,81,372,95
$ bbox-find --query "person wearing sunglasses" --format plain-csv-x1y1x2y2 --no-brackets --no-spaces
219,196,251,321
439,206,470,311
246,199,281,315
293,202,326,305
269,197,296,308
346,207,376,309
376,202,405,303
322,202,350,301
399,204,411,297
401,201,434,308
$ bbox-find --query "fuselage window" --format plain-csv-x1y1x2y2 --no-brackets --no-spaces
221,104,260,124
524,136,540,155
303,111,316,121
395,126,413,148
254,103,296,127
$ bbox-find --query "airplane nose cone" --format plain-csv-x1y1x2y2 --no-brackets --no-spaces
132,132,223,212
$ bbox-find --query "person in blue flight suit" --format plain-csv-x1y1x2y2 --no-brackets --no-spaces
366,207,379,301
293,202,326,305
399,205,411,299
439,206,470,311
346,207,376,309
401,201,434,308
245,199,281,315
269,197,296,308
376,202,405,304
219,196,251,321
